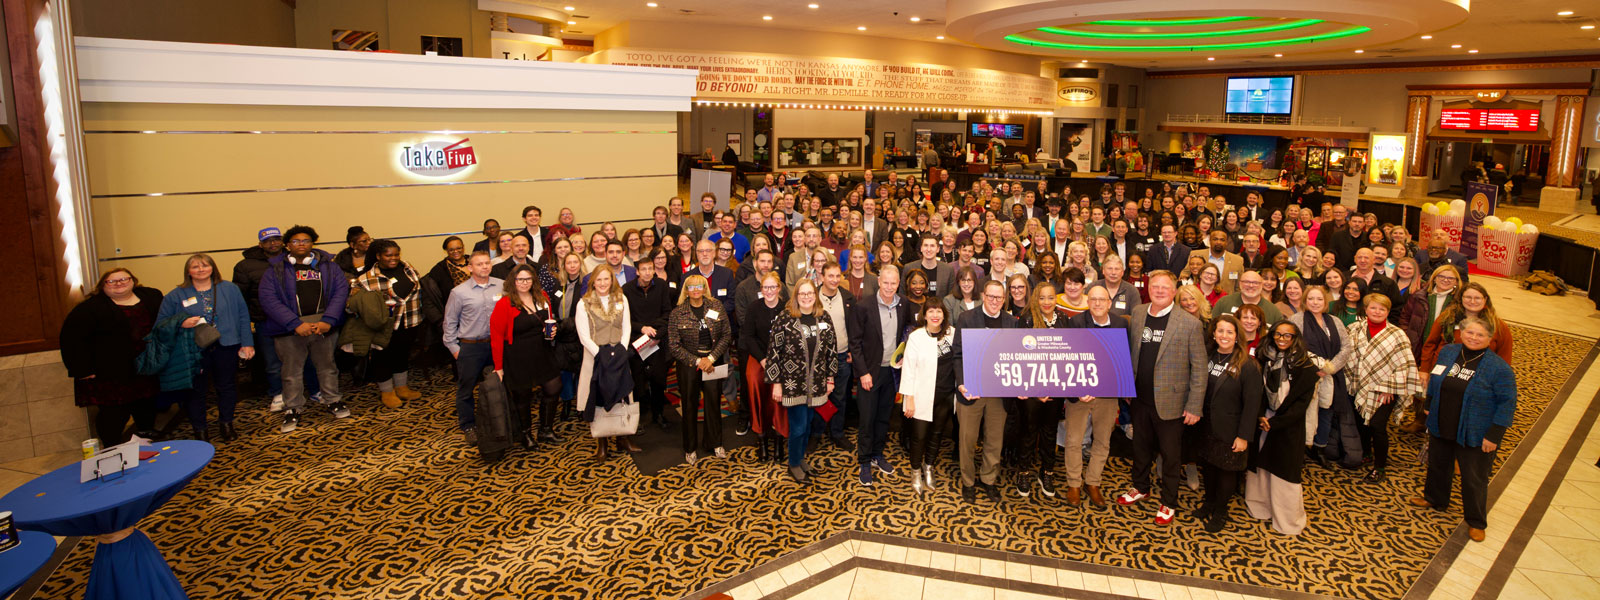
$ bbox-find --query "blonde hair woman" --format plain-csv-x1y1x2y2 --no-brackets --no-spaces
668,273,731,464
764,278,838,483
1176,284,1212,324
576,263,638,462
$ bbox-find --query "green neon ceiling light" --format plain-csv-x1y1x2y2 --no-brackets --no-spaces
1004,25,1370,51
1086,16,1255,26
1040,19,1324,39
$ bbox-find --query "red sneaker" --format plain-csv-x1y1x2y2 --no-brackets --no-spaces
1116,488,1147,505
1155,505,1176,525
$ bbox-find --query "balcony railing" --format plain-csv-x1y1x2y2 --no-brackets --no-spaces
1164,113,1345,126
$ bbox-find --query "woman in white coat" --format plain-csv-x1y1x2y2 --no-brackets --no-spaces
577,263,638,462
899,303,958,493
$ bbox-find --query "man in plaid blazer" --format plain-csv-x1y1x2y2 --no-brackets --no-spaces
1117,269,1208,525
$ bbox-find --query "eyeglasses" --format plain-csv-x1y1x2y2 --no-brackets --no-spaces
286,239,314,246
515,277,535,282
1272,332,1295,339
105,277,133,285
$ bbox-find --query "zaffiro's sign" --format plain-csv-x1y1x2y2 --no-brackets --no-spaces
400,139,478,177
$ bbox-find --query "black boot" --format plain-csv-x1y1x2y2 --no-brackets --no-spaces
772,432,787,464
220,422,238,442
757,431,770,461
538,391,559,443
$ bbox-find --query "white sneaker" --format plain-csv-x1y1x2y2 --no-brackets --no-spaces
268,394,284,412
714,446,728,460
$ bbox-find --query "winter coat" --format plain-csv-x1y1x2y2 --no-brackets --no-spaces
258,249,350,337
763,311,838,406
338,288,396,357
59,287,164,381
137,314,202,392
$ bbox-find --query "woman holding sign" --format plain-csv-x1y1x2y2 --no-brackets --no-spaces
1195,315,1263,533
899,303,958,493
1410,318,1516,543
1015,282,1070,498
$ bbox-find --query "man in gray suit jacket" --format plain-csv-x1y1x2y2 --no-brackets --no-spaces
1116,269,1208,525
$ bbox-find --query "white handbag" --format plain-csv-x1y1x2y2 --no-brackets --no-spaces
590,401,640,438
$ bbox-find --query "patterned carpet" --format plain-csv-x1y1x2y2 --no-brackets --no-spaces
31,327,1592,600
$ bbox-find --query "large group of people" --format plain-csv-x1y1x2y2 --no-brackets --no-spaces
58,172,1515,541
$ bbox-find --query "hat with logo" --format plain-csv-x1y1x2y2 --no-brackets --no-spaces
259,227,283,241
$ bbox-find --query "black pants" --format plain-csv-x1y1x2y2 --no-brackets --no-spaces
1424,435,1497,529
1201,462,1242,520
93,399,157,448
1358,402,1397,470
510,377,561,437
1018,398,1061,473
908,388,955,468
1130,397,1186,507
373,325,417,381
630,349,670,420
857,365,896,464
678,362,723,454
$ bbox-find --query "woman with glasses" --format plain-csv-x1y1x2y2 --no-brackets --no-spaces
156,254,256,441
1400,265,1461,359
334,225,372,276
491,264,561,449
1004,274,1031,318
669,274,731,465
765,279,838,484
1247,320,1319,535
740,272,788,463
1419,281,1512,381
60,268,164,447
551,252,588,421
943,265,982,319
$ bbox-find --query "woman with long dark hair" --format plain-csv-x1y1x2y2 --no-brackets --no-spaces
491,264,562,449
1195,314,1263,532
1016,281,1069,497
1247,320,1319,535
899,302,958,493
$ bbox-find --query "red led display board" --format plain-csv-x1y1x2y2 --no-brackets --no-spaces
1438,108,1541,132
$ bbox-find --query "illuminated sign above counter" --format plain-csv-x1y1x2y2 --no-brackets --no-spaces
399,138,478,178
1438,108,1541,132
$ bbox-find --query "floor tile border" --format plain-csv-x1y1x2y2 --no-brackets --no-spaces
1402,340,1600,600
678,530,860,600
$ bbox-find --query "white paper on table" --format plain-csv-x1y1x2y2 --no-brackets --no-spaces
80,441,140,483
703,363,729,381
632,334,657,360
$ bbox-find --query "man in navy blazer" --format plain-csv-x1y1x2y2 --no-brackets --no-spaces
1143,224,1190,276
848,264,912,487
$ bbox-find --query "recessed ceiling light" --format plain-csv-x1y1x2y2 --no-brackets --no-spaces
1583,24,1597,29
567,20,576,24
564,5,575,10
1450,43,1461,48
1354,49,1364,53
762,15,772,20
1468,49,1479,53
1558,10,1574,16
1420,35,1432,39
857,26,866,31
1274,53,1283,57
1206,57,1215,61
646,1,657,6
910,16,921,22
808,3,819,7
935,35,945,40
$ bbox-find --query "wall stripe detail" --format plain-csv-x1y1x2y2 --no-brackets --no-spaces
85,129,678,135
90,173,678,199
97,219,658,262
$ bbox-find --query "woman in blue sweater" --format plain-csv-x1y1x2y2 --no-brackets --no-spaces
1410,317,1516,543
157,254,254,442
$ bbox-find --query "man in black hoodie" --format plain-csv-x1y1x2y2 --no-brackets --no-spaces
233,227,292,411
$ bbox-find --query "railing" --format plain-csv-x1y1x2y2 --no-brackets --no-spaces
1165,113,1345,126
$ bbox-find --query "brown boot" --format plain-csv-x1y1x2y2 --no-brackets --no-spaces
1469,528,1486,542
594,438,609,463
395,385,422,401
618,436,642,453
1400,402,1426,433
1087,485,1106,508
380,391,402,408
1065,486,1082,506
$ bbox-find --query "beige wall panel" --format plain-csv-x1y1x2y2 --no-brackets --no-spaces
775,108,866,140
81,103,676,132
73,0,296,48
84,131,676,196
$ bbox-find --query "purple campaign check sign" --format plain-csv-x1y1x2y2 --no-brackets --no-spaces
961,328,1136,398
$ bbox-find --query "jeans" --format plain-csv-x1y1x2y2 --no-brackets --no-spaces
787,404,813,467
560,370,577,401
826,352,853,439
184,344,241,432
275,333,340,413
453,343,493,430
856,365,896,464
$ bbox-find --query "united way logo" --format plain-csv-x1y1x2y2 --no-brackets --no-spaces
1021,335,1038,350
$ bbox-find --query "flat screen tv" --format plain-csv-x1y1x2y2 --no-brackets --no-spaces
971,123,1024,139
1225,76,1294,115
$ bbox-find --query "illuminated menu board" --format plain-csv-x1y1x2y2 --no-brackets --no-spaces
1438,108,1541,132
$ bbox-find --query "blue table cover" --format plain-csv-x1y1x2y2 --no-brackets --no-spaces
0,529,57,597
0,440,213,600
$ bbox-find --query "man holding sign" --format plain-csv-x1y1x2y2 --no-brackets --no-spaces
1117,270,1208,525
953,279,1020,503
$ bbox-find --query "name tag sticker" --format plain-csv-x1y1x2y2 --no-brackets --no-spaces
819,322,829,330
493,294,503,301
1431,364,1447,375
716,289,727,297
182,297,198,307
1115,301,1127,310
554,289,563,297
669,282,678,288
705,309,720,320
1229,272,1239,279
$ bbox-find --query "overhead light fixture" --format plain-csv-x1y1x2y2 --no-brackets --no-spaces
910,16,920,22
808,3,818,7
1583,24,1597,29
646,1,657,6
1206,56,1215,61
936,35,945,39
1420,35,1432,39
857,26,866,31
762,15,772,20
1273,53,1282,57
1354,49,1364,53
1450,43,1461,48
564,5,575,10
567,20,576,24
1468,49,1479,53
1558,10,1574,16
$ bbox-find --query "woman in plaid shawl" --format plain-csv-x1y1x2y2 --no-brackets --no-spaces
1344,292,1422,484
356,239,426,408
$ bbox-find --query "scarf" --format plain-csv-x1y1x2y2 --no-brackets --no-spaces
1346,318,1422,423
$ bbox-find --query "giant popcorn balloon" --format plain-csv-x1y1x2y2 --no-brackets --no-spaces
1447,208,1464,217
1506,217,1523,228
1520,224,1538,236
1422,203,1440,215
1436,201,1451,213
1499,221,1519,232
1450,200,1466,213
1483,216,1502,229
